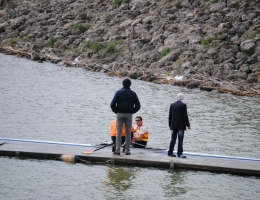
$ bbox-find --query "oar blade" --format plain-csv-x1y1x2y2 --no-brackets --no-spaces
82,150,94,154
82,143,112,154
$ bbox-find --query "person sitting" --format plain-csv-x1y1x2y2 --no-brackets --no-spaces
131,116,149,148
110,119,135,153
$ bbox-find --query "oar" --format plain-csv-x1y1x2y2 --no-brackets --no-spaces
82,143,112,154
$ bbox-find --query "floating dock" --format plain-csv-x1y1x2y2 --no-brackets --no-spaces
1,138,260,177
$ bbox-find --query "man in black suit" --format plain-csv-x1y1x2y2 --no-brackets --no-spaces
168,93,191,158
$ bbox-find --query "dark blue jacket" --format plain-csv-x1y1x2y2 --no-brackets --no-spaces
169,100,190,130
110,87,141,114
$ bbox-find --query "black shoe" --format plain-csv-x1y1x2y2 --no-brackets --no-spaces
168,154,176,157
112,146,115,152
178,155,186,158
125,152,130,155
122,147,125,153
113,152,120,155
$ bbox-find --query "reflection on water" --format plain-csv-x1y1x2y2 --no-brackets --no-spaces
105,166,135,191
1,157,259,200
0,54,260,199
163,170,187,197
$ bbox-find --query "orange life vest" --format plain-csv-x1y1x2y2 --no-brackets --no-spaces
110,119,135,136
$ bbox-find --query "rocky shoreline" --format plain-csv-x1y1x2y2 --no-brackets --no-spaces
0,0,260,97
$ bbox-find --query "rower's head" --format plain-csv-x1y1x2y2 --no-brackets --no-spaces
135,116,143,125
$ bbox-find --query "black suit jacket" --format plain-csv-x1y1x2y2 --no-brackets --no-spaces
169,100,190,130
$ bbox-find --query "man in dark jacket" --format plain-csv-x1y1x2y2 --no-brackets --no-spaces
110,78,141,155
168,93,191,158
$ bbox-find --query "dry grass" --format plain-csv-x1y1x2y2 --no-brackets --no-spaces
213,87,260,97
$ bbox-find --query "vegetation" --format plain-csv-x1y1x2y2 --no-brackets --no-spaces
83,40,92,49
83,40,102,53
113,0,123,5
176,58,183,66
23,36,30,40
46,36,58,47
101,41,119,57
106,13,112,18
211,0,218,3
173,0,182,9
202,3,211,11
201,37,213,45
249,28,260,39
83,40,119,57
72,23,90,33
192,52,198,58
156,47,171,61
241,47,255,55
9,38,20,45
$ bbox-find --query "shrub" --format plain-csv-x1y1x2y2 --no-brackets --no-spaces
83,40,119,57
83,40,102,53
201,37,213,45
156,48,171,61
202,4,210,11
83,40,93,49
113,0,123,5
72,23,90,33
101,41,119,57
46,36,58,47
174,0,182,9
211,0,218,3
23,36,30,40
9,38,20,45
176,59,183,66
90,41,102,53
249,28,260,39
241,48,255,55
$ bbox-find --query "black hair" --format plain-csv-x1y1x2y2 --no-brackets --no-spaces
135,116,142,121
122,78,131,87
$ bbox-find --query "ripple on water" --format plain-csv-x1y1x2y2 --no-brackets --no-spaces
0,54,260,199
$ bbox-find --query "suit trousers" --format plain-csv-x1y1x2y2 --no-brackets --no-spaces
116,113,132,153
168,129,185,156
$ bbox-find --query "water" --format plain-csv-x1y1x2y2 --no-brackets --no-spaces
0,54,259,199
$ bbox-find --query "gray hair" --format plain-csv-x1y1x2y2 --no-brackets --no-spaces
177,93,184,101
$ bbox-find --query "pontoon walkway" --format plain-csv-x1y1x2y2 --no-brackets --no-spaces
1,138,259,177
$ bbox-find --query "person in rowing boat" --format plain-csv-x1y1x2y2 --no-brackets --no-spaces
131,116,149,148
168,93,191,158
110,78,141,155
110,119,135,153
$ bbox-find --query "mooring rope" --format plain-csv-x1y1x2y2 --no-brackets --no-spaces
58,154,112,165
0,142,6,146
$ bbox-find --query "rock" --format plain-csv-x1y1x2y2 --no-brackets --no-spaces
0,0,260,96
199,79,220,92
0,26,4,33
186,80,201,89
240,39,256,53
